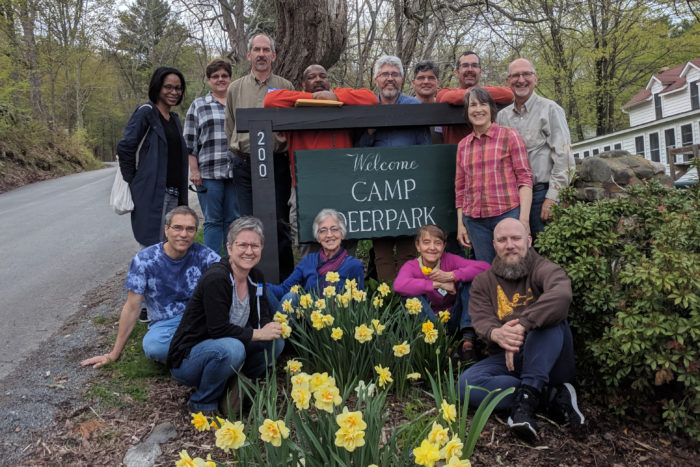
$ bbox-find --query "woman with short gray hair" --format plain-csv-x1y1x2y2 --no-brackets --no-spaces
269,208,364,301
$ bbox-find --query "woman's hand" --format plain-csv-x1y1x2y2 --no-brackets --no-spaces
252,322,282,341
429,269,454,283
457,221,471,248
518,215,531,233
434,280,457,294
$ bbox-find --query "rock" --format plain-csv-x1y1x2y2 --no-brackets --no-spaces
146,422,178,444
580,157,611,182
584,187,606,201
123,442,161,467
618,155,655,179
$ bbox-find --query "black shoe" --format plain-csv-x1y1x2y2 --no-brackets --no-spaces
139,308,149,323
508,385,540,443
548,383,585,429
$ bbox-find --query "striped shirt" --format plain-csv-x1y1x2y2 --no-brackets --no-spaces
183,93,232,179
455,122,533,218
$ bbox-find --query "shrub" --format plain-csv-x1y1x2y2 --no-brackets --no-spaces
537,179,700,440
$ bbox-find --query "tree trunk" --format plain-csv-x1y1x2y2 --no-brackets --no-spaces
18,0,45,121
273,0,348,87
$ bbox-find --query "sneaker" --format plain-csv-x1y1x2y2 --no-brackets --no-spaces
139,308,149,323
507,385,540,443
548,383,585,429
218,374,241,419
457,339,477,362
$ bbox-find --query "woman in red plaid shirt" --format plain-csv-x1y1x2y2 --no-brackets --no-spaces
455,87,533,264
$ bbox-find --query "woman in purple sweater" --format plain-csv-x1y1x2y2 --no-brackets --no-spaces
394,224,490,360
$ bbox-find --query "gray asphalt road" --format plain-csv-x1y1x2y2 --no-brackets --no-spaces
0,166,139,379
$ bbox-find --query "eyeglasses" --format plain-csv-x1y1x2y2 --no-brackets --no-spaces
167,224,197,234
378,72,401,79
318,226,341,236
414,75,437,82
508,71,535,80
209,73,230,80
163,85,183,94
459,63,481,70
234,242,262,252
189,184,208,193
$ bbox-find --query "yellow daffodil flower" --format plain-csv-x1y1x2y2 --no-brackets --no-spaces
405,297,423,315
323,285,336,298
309,372,332,392
281,322,292,338
371,318,385,335
372,295,384,308
446,456,471,467
438,310,451,323
427,421,450,447
310,310,325,330
393,341,410,357
284,359,303,375
190,412,210,432
334,407,367,452
274,311,288,324
377,282,391,297
325,271,340,283
258,418,290,447
314,298,326,310
440,435,464,460
215,420,246,453
175,450,196,467
344,278,358,292
421,266,433,275
314,384,342,413
322,314,334,326
289,284,300,294
331,327,343,340
354,324,374,343
282,299,293,313
407,372,422,381
413,439,441,467
374,364,393,388
441,399,457,423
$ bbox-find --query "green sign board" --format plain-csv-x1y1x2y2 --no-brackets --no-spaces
295,144,457,242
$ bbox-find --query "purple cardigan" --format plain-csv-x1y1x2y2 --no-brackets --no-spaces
393,253,490,313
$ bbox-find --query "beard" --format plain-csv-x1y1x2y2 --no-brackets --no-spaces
380,86,399,100
491,249,533,280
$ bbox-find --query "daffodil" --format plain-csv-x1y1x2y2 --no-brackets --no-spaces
441,399,457,423
215,420,246,453
314,298,326,310
334,407,367,452
203,454,216,467
372,295,384,308
354,324,374,343
289,284,300,294
322,314,334,326
331,327,343,340
311,310,325,330
438,310,451,323
421,266,433,275
314,384,342,413
325,271,340,283
445,456,471,467
354,380,376,397
440,435,464,460
374,364,393,388
352,289,366,302
281,322,292,338
309,372,332,392
190,411,210,432
371,318,385,335
407,372,422,381
405,297,423,315
393,340,410,357
424,328,438,344
281,299,293,313
273,311,288,324
291,385,311,410
377,282,391,297
299,293,313,309
344,278,358,291
285,359,302,375
336,293,350,308
427,421,450,447
323,285,336,298
258,419,290,447
175,450,196,467
413,439,441,467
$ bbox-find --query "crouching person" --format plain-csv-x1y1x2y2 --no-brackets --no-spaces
166,217,284,414
393,224,490,360
458,218,584,443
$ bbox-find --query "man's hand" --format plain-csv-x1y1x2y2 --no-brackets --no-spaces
540,198,557,222
490,319,525,352
253,322,282,341
81,352,117,369
505,350,516,372
189,169,202,186
312,90,337,101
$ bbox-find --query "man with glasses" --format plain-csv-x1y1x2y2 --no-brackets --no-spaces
356,55,431,281
81,206,220,369
497,58,574,238
436,51,515,144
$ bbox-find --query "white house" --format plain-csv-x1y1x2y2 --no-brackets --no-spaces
572,58,700,169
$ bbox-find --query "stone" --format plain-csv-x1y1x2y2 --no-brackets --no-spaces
123,442,161,467
580,157,611,182
618,155,655,179
584,187,606,201
145,422,178,445
597,150,628,159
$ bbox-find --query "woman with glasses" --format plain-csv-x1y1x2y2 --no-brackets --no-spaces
269,209,365,303
184,59,239,255
167,216,283,415
118,67,189,247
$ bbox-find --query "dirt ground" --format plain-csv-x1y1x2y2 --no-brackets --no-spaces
3,271,699,466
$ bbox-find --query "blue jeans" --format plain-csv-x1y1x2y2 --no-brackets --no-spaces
199,178,239,255
170,336,285,411
530,187,547,242
463,206,520,264
408,281,472,335
458,320,575,411
232,156,253,216
142,315,182,364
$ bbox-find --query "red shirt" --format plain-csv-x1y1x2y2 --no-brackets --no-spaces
455,123,533,218
436,86,514,144
263,88,378,185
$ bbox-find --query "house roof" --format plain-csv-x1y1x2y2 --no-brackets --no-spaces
623,58,700,109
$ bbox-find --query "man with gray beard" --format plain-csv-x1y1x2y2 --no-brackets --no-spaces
457,218,584,443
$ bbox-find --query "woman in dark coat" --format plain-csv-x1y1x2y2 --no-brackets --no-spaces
118,67,189,246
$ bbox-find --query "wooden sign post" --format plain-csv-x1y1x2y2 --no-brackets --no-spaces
237,103,466,282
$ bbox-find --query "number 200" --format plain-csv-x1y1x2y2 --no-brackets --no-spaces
256,131,267,178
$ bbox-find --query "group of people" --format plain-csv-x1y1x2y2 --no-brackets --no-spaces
87,30,584,444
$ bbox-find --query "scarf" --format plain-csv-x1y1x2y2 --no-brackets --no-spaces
317,248,348,281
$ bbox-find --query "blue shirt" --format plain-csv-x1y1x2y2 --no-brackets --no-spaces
355,94,431,147
125,243,220,323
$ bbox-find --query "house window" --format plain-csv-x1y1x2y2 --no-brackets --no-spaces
691,81,699,110
592,148,599,155
583,150,590,158
635,135,645,156
614,143,622,150
681,124,693,146
649,133,660,162
665,128,676,164
654,94,662,120
604,145,611,151
573,152,580,159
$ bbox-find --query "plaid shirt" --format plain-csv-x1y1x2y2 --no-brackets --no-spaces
455,122,533,218
183,93,232,179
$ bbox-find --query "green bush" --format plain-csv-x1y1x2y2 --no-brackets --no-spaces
538,179,700,440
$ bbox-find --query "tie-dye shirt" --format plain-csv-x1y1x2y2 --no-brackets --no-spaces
125,242,220,324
